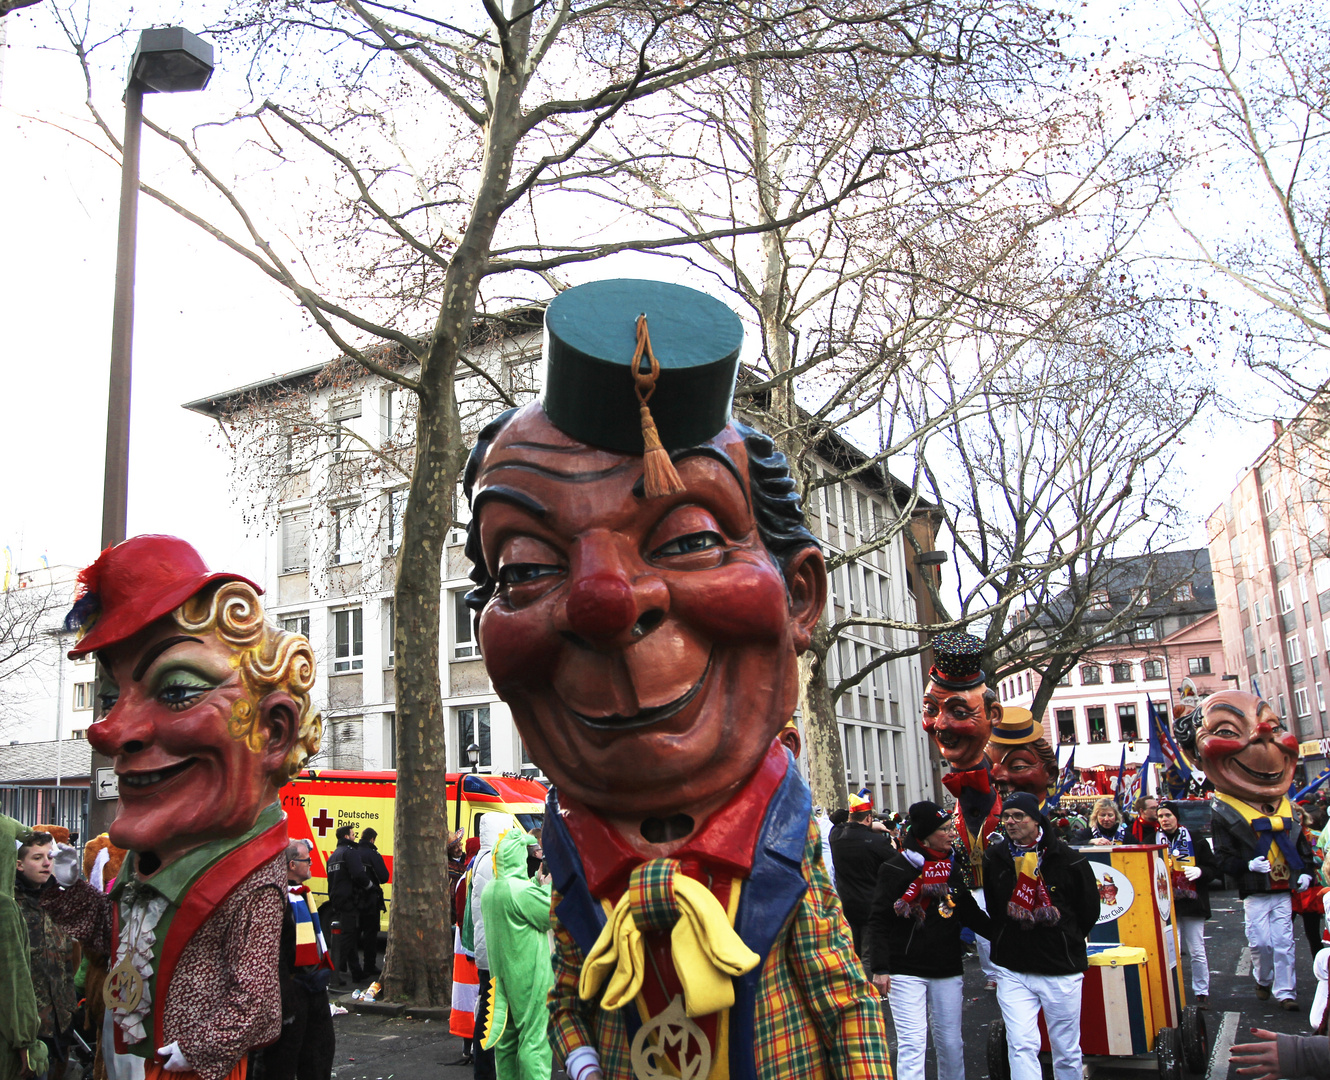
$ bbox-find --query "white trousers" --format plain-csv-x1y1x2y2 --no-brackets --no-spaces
995,967,1084,1080
1177,915,1210,996
971,887,997,981
1244,892,1296,1001
887,973,965,1080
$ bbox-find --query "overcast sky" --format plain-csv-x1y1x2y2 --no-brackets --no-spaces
0,1,1291,588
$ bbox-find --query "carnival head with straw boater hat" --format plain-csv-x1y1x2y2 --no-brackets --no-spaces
66,534,321,865
923,630,1002,771
987,706,1060,801
463,278,890,1079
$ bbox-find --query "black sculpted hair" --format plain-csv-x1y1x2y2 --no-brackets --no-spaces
461,410,820,615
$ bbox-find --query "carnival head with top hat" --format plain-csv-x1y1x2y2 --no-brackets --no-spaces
986,706,1059,799
463,278,828,821
66,535,321,863
922,631,1002,771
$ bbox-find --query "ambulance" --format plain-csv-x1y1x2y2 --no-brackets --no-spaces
282,769,548,929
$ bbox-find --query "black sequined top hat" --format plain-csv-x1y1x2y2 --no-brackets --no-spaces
927,631,988,692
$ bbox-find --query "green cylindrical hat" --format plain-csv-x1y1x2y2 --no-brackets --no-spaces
541,279,743,455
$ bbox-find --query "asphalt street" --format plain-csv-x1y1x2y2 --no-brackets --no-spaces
326,888,1325,1079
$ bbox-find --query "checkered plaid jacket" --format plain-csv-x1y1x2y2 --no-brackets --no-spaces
544,765,893,1080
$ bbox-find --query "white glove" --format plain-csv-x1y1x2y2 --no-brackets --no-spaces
157,1042,190,1072
1248,856,1272,874
901,849,925,869
52,843,81,888
1297,874,1313,892
1182,866,1203,881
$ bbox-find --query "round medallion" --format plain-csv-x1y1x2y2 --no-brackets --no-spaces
104,956,145,1015
630,996,712,1080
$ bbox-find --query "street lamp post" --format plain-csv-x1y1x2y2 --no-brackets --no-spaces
90,28,215,839
452,742,483,834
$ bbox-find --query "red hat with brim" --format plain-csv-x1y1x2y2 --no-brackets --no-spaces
65,534,261,659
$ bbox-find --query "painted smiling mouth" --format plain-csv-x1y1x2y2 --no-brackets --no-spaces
119,759,197,790
934,731,962,749
1232,758,1286,784
571,654,714,731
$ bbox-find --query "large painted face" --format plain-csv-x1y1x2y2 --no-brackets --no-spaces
1193,690,1298,809
987,742,1053,799
89,616,298,865
922,684,1000,770
472,405,825,821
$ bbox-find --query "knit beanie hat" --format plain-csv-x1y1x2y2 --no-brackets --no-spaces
908,800,948,843
1001,792,1044,823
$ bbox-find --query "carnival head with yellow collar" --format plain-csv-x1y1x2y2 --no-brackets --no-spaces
463,280,826,827
66,535,321,867
1174,690,1297,809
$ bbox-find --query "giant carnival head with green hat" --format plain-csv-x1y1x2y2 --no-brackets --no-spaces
463,279,826,822
922,630,1003,772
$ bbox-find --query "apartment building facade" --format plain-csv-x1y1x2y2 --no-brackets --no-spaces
999,549,1219,772
1206,401,1330,771
186,326,937,811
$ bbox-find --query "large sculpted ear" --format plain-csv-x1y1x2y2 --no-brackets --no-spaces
785,546,827,653
985,696,1004,727
256,691,303,784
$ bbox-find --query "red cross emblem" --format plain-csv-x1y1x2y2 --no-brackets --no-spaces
312,808,335,837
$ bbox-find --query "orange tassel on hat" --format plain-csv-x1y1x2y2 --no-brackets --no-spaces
632,314,686,499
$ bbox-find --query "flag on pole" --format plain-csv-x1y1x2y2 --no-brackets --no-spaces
1146,695,1193,783
1048,746,1077,809
1113,742,1128,810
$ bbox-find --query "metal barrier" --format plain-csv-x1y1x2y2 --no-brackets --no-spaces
0,785,90,843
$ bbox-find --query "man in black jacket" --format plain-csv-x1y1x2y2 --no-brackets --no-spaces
326,824,372,986
830,792,897,957
867,802,990,1080
983,793,1099,1080
357,828,390,979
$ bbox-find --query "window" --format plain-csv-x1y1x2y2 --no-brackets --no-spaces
332,502,362,564
1287,635,1304,665
1301,575,1311,603
1278,585,1294,614
1187,656,1212,675
1272,640,1282,668
1057,671,1071,687
1311,625,1320,658
1271,533,1287,564
385,488,407,552
1135,623,1157,641
1263,488,1276,514
384,712,396,769
1319,682,1326,712
330,397,362,463
1118,703,1139,741
333,608,363,672
1080,664,1102,685
1143,659,1164,680
1089,590,1111,611
383,602,395,668
1087,706,1108,743
280,509,309,573
1309,502,1327,537
1316,560,1330,594
1137,588,1151,606
1278,693,1288,718
1261,647,1269,672
281,613,310,638
457,705,492,769
1056,708,1077,744
1111,662,1133,683
453,591,478,659
1295,687,1311,717
73,682,93,710
1172,582,1194,602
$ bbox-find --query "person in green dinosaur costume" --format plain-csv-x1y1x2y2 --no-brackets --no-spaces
1,813,48,1080
479,827,554,1080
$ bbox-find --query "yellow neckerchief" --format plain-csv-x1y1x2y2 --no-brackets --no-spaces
1215,792,1294,879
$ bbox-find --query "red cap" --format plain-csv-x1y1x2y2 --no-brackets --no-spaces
65,535,261,659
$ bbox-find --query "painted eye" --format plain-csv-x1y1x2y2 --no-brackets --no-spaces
652,531,723,559
99,688,120,712
155,670,216,711
1211,727,1240,739
498,564,561,587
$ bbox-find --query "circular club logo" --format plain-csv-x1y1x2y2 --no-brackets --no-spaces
1093,864,1135,924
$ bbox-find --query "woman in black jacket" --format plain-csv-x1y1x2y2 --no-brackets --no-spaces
1157,801,1223,1007
867,802,991,1080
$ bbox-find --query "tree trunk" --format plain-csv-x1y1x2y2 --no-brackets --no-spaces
381,7,531,1006
799,630,847,812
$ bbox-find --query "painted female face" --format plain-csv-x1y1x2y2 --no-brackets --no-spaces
987,743,1052,798
89,616,293,863
1193,690,1299,808
922,687,1000,770
472,405,825,820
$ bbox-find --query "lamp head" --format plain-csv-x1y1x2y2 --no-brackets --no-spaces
130,27,214,94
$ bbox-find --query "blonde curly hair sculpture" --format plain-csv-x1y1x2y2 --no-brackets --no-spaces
174,580,321,784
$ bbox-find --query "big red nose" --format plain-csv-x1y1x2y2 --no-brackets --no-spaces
1256,720,1274,737
566,573,638,640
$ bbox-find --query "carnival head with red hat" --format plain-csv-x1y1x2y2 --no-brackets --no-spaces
922,631,1002,771
67,535,322,866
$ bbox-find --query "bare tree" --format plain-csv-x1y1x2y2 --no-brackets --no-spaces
0,574,71,738
46,0,955,1004
1164,0,1330,403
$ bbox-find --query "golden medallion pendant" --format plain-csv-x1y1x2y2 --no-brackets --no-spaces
104,956,144,1015
630,996,712,1080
